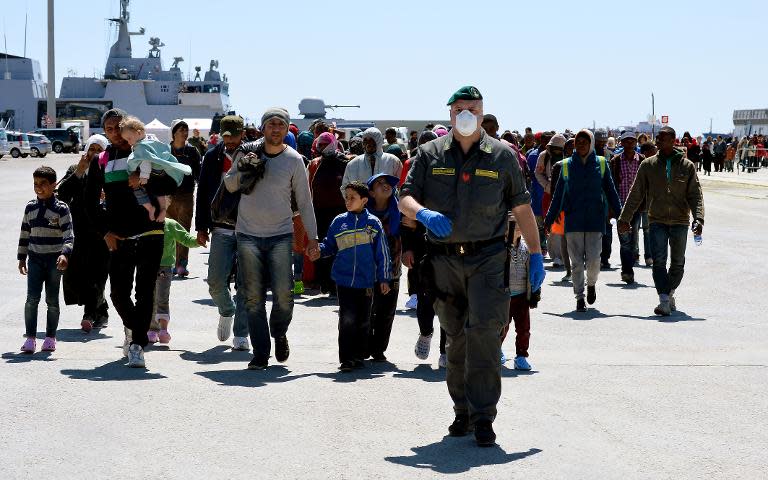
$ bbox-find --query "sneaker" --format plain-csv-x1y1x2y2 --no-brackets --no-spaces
275,336,289,363
353,359,365,369
81,317,93,333
561,273,572,283
621,273,635,284
576,298,587,312
339,361,354,373
514,356,531,371
600,261,611,270
21,337,36,353
217,315,233,342
448,414,473,437
654,301,671,316
670,296,677,312
232,336,250,351
552,258,564,268
371,352,387,362
645,257,654,267
414,334,432,360
41,337,56,352
293,280,305,295
500,351,507,364
127,344,145,368
474,420,497,447
122,328,132,357
158,329,171,344
405,294,418,310
438,353,447,368
147,330,160,344
587,285,597,305
247,356,268,370
176,266,189,277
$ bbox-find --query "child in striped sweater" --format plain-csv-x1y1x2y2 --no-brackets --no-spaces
18,166,74,353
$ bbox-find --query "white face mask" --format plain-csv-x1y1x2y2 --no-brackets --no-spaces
455,110,478,136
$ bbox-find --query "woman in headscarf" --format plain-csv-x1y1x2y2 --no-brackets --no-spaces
340,127,402,195
57,134,111,332
308,132,349,295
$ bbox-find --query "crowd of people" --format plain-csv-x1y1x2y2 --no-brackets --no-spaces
16,86,706,447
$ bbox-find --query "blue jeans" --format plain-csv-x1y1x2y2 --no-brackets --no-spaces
649,223,688,295
236,232,294,361
24,253,62,338
618,212,642,275
641,211,651,260
207,230,247,337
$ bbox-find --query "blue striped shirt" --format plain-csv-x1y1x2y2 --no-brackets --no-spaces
18,196,74,261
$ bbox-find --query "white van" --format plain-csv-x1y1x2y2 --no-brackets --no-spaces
5,131,32,158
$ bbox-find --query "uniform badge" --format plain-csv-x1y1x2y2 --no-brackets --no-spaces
462,172,471,183
470,87,480,98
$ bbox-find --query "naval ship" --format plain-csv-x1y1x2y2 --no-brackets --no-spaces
0,0,229,133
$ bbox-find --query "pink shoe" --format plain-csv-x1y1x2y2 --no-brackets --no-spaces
158,329,171,344
147,330,160,343
41,337,56,352
21,337,36,353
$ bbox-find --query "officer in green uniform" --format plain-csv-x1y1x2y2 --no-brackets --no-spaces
400,86,546,447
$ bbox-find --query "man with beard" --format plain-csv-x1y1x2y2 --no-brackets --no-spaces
342,127,402,194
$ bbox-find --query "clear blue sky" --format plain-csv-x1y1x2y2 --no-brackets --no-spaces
2,0,763,134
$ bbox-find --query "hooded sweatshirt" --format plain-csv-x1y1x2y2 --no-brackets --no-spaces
341,128,402,195
544,129,622,234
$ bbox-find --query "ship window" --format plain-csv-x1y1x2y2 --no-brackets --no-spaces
160,84,169,93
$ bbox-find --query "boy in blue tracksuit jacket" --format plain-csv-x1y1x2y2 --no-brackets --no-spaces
313,181,391,372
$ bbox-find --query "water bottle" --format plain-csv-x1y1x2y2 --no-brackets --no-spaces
694,234,703,246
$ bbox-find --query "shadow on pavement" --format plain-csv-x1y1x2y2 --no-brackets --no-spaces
55,328,113,343
605,282,653,289
179,345,253,365
61,359,166,381
2,351,55,363
543,310,705,322
191,298,216,307
295,295,337,307
385,437,542,473
542,310,612,321
196,365,315,387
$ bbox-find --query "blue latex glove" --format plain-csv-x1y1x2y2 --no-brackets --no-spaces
529,253,545,292
416,208,453,238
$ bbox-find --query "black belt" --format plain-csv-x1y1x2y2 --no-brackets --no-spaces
427,237,505,257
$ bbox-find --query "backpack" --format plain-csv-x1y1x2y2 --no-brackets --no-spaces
559,155,608,218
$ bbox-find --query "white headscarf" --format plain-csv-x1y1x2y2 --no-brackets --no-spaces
84,134,109,153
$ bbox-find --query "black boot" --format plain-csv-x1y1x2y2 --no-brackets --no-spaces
474,420,496,447
448,414,473,437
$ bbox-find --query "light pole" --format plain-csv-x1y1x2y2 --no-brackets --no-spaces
46,0,55,128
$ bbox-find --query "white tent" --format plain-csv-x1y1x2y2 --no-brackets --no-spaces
144,118,171,143
177,118,213,139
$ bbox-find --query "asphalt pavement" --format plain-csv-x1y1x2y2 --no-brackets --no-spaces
0,154,766,479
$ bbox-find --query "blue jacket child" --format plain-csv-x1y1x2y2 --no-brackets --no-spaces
319,209,392,289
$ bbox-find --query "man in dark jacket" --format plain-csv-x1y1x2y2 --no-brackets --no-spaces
618,126,704,316
84,109,174,368
195,115,249,351
544,129,622,312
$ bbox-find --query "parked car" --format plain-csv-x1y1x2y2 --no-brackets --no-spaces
0,128,9,158
6,131,32,158
27,133,52,157
32,127,80,153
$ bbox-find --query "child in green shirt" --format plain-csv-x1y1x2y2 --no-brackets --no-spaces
149,218,201,344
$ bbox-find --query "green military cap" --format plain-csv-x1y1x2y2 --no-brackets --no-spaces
446,85,483,105
220,115,244,136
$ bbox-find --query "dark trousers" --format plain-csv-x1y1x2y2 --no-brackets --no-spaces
369,280,400,356
432,244,508,423
618,211,642,276
649,223,688,296
24,253,62,338
500,294,530,357
109,234,164,348
416,290,446,355
167,192,194,268
337,285,373,363
601,220,612,265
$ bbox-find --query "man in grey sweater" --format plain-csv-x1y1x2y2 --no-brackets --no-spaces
224,107,319,370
